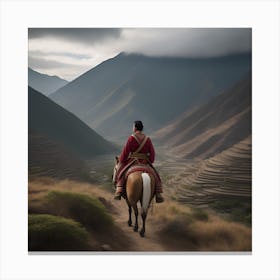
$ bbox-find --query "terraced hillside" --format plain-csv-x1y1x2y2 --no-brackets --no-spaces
29,132,90,181
171,136,251,208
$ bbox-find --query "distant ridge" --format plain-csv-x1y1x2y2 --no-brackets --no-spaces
28,68,68,96
154,75,251,159
49,52,252,140
28,86,117,159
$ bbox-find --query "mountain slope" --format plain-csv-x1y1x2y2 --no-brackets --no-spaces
49,52,252,140
176,136,252,208
154,75,251,159
28,86,117,159
28,68,68,96
28,132,90,180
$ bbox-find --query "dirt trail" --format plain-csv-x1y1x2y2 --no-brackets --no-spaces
110,198,165,252
85,151,188,251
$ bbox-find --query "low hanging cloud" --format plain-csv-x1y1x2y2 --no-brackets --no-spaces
28,28,251,80
121,28,251,58
29,50,92,60
28,56,78,69
28,28,122,45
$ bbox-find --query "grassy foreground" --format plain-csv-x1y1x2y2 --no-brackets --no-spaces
148,201,251,251
28,177,251,251
28,177,131,251
29,214,90,251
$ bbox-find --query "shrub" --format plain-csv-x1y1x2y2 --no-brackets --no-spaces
45,190,113,231
161,214,194,238
28,214,90,251
210,198,251,226
160,215,251,251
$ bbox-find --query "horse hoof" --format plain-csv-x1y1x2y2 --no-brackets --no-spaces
133,227,138,232
140,230,145,237
128,221,132,227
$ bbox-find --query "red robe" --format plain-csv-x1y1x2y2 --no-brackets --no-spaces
116,133,162,192
119,134,155,164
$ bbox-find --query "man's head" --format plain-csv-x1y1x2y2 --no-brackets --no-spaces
133,120,144,132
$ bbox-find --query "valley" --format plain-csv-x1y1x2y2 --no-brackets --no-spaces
27,49,252,251
85,137,252,226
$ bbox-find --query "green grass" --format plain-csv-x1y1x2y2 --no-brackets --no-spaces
45,190,113,231
210,197,251,226
28,214,90,251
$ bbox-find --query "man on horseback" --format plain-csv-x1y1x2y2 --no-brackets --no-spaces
114,120,164,203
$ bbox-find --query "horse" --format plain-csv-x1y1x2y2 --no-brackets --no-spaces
112,157,155,237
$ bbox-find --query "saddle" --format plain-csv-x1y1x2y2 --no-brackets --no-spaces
125,164,155,180
129,152,149,161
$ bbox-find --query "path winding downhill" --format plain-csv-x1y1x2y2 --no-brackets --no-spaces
86,154,168,251
111,197,165,251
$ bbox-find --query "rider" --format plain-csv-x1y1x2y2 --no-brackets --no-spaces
114,120,164,203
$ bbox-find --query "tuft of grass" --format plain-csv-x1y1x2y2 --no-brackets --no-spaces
191,208,209,222
210,198,251,226
28,214,90,251
152,198,250,251
45,190,113,232
159,215,251,251
168,205,181,215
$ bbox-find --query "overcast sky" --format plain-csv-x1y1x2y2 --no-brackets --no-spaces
28,28,251,81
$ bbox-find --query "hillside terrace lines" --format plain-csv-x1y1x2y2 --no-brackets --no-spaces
173,137,251,206
28,133,87,181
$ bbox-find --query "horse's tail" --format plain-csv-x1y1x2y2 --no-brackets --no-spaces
141,172,151,215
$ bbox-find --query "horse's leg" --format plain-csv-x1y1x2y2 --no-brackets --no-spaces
133,204,139,232
127,206,132,227
126,172,142,232
125,198,132,227
140,211,147,237
139,172,153,238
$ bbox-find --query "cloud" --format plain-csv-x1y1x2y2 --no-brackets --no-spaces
29,55,92,81
28,28,122,45
120,28,252,58
28,56,78,69
29,50,92,60
28,28,251,80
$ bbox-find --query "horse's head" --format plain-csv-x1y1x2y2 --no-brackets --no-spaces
112,156,120,184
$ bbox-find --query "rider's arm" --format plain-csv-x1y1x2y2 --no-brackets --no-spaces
148,138,155,163
119,136,133,163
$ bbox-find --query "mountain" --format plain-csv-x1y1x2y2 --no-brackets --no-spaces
154,75,251,159
28,68,68,96
49,52,252,140
28,86,117,159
